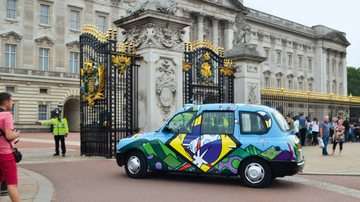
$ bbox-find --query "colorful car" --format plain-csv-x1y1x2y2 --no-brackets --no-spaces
116,104,305,188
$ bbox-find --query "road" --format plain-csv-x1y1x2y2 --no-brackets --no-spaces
14,133,360,202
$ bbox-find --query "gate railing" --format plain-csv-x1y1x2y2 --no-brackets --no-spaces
183,41,235,105
80,25,138,158
261,87,360,121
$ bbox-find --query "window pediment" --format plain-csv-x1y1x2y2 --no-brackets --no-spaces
35,36,55,46
66,40,80,48
0,31,22,42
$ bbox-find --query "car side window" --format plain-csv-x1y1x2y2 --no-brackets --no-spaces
201,111,235,134
167,112,196,133
240,112,267,134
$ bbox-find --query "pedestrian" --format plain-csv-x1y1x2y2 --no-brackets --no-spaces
298,112,307,146
285,114,295,130
343,117,350,142
311,118,320,145
330,117,337,143
36,108,69,157
293,116,300,139
331,118,345,156
319,115,331,156
0,92,21,202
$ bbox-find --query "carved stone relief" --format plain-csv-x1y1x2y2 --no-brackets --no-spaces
156,60,176,115
123,23,185,50
127,0,178,16
247,83,258,104
247,65,258,73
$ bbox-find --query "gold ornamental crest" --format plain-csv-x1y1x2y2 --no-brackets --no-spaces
80,59,105,106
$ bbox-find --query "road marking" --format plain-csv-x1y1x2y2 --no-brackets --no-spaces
20,138,80,146
284,176,360,199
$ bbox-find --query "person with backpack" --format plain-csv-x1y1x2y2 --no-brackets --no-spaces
0,92,21,202
36,108,69,157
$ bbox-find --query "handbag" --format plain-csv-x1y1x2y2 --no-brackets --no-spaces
0,129,22,163
318,137,324,148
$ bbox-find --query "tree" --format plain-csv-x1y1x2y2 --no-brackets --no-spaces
347,67,360,96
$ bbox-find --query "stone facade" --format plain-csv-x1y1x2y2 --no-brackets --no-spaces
0,0,349,131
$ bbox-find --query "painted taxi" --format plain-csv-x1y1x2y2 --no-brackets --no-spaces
116,104,305,188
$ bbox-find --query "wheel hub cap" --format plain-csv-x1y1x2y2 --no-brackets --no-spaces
245,163,265,184
127,156,141,174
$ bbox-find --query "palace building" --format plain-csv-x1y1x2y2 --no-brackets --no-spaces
0,0,356,132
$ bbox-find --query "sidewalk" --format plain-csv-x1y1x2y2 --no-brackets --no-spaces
301,142,360,175
0,168,54,202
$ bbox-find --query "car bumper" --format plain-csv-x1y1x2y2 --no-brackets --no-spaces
269,160,305,177
115,152,125,167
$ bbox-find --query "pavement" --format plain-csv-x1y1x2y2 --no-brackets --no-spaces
1,133,359,202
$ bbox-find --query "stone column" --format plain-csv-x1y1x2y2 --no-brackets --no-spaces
115,11,191,131
224,21,234,51
341,52,348,95
212,18,219,46
225,46,266,104
197,15,204,41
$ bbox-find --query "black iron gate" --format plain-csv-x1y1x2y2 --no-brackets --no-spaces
80,26,138,158
183,41,235,104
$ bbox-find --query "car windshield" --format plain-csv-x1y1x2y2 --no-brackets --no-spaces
272,110,290,132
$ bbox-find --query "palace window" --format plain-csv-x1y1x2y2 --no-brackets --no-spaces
308,83,313,91
4,44,16,68
264,77,270,87
6,0,16,19
97,16,107,33
70,52,79,73
287,80,293,89
298,55,302,69
298,81,303,90
276,78,282,88
70,10,80,30
38,104,48,120
308,58,313,72
288,53,292,67
276,50,281,64
40,4,50,25
5,86,15,93
39,48,49,71
332,60,336,75
40,88,48,94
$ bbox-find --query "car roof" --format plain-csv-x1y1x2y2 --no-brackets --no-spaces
182,103,274,113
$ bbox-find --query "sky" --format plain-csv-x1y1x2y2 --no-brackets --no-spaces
244,0,360,67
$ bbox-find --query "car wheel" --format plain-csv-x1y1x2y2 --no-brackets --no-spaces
239,158,272,188
125,150,147,178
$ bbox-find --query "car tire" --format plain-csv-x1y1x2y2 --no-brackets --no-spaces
239,158,272,188
125,150,147,178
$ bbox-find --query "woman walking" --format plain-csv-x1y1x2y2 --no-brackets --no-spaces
332,118,345,156
311,118,320,145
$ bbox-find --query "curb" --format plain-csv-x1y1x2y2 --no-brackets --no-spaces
18,167,54,202
300,172,360,176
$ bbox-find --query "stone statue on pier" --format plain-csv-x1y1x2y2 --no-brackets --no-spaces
233,13,251,47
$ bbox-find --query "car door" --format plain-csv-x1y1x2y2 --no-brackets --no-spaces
167,111,239,173
146,111,197,172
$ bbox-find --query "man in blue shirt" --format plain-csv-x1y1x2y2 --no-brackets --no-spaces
320,116,331,155
298,112,307,146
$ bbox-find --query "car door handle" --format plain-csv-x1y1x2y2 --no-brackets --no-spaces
228,146,237,149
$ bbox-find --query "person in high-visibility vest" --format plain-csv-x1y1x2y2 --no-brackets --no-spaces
36,108,69,157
